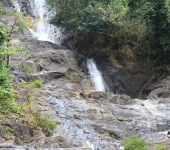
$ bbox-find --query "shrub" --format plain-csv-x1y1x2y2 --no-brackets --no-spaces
21,80,42,88
155,145,168,150
22,64,34,74
70,71,78,78
0,10,22,116
0,62,21,116
31,110,59,132
28,92,34,109
123,136,149,150
5,126,13,133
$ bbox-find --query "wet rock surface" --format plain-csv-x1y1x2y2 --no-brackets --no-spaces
11,39,87,85
15,84,169,150
1,1,170,148
4,37,170,149
145,76,170,99
95,56,153,98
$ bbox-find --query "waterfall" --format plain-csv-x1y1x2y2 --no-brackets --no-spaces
28,0,64,44
87,59,109,92
13,0,20,12
13,0,108,92
13,0,63,44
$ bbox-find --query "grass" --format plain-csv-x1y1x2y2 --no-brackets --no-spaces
13,85,58,134
28,92,34,109
154,145,168,150
0,91,21,117
5,126,13,133
21,80,42,88
38,57,43,65
70,71,79,78
31,109,59,132
61,71,79,82
22,64,34,74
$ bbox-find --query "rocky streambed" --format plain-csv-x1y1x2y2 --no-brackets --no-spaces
1,0,170,149
0,37,167,150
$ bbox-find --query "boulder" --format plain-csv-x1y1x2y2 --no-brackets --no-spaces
30,136,71,148
146,76,170,99
80,90,133,105
6,118,45,144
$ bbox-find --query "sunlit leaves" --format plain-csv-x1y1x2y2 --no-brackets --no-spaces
0,25,9,45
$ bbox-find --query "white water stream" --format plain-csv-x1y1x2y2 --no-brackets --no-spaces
13,0,20,12
13,0,109,93
87,59,108,92
14,0,63,44
13,2,109,149
28,0,63,44
11,2,169,150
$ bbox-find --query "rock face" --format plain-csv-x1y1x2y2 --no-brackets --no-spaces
145,76,170,99
7,35,170,149
6,118,45,144
11,39,86,85
32,87,170,150
80,90,133,105
95,56,153,98
2,1,170,149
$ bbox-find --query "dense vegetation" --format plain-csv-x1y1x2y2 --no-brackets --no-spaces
47,0,170,73
123,136,149,150
122,136,168,150
0,3,25,115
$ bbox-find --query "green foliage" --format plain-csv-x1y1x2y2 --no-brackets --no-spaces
5,126,13,133
0,5,26,114
0,5,26,65
0,2,27,117
31,109,59,132
22,64,34,74
47,0,170,75
47,0,128,53
21,80,42,88
28,92,34,109
0,2,5,15
142,0,170,65
46,0,148,60
0,61,20,116
70,71,78,78
0,44,24,59
125,0,170,71
155,145,168,150
5,11,26,37
122,136,148,150
38,57,43,65
0,24,9,45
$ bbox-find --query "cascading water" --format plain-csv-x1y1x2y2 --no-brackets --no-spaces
87,59,109,92
13,1,111,149
28,0,64,44
13,0,20,12
13,1,108,93
13,0,63,44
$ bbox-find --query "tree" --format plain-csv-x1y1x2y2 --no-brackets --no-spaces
0,1,26,65
47,0,170,73
0,23,16,114
127,0,170,66
142,0,170,65
46,0,129,55
0,3,22,114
